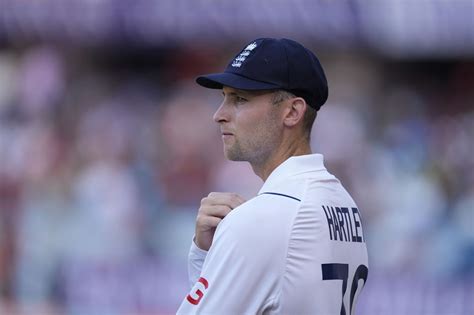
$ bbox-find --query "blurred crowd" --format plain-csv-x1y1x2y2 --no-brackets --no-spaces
0,45,473,314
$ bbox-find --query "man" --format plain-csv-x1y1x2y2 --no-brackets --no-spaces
177,38,368,315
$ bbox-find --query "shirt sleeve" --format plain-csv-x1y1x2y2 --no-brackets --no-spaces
176,199,289,315
187,238,208,288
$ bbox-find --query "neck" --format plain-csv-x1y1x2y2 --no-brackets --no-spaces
251,139,312,181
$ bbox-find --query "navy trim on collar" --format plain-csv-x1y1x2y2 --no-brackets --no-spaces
259,192,301,202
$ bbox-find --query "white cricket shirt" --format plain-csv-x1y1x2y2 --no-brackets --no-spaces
177,154,368,315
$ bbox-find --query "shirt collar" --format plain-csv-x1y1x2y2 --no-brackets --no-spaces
258,153,327,194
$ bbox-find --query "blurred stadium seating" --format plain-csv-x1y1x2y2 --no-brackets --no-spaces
0,1,473,314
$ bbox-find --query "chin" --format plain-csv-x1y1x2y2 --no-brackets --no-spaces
224,150,245,162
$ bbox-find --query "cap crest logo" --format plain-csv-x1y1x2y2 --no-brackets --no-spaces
231,42,257,68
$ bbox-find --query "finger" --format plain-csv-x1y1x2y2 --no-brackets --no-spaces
200,205,232,218
206,192,246,209
197,215,222,229
223,193,246,209
227,197,245,209
233,194,246,205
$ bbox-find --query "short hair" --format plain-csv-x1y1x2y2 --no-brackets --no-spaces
271,90,317,140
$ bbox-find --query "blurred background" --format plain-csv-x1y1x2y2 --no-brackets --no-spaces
0,0,473,314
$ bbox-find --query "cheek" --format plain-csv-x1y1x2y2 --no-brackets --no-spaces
236,107,273,129
238,116,261,131
237,111,281,141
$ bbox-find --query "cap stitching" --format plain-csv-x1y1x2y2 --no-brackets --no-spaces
281,40,291,89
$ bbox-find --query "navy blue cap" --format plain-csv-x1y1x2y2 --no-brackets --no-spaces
196,38,328,110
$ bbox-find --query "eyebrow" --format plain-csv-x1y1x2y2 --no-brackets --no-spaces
222,89,270,98
222,90,245,96
222,92,248,100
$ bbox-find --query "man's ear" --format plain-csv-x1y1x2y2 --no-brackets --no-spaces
283,97,307,128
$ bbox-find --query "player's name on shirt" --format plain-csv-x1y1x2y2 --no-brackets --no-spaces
322,205,365,243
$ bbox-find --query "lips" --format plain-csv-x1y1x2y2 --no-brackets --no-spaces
221,131,234,141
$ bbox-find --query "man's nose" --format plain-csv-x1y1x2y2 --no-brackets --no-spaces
213,102,229,123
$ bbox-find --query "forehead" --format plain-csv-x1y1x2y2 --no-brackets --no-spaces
222,86,275,98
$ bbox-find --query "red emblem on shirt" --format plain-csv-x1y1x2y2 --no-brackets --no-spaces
186,277,209,305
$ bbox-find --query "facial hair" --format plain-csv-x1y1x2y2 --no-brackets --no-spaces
224,110,282,166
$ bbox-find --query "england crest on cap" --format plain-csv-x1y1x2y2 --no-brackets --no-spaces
231,42,257,68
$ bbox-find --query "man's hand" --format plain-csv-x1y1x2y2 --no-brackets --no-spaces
195,192,246,251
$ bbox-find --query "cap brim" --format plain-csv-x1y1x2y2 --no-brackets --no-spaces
196,72,281,91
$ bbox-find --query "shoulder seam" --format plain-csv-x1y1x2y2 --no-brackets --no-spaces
259,192,301,202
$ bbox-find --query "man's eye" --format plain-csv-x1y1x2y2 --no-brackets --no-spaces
235,96,247,103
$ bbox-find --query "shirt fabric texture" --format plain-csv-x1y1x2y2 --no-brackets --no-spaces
177,154,369,315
